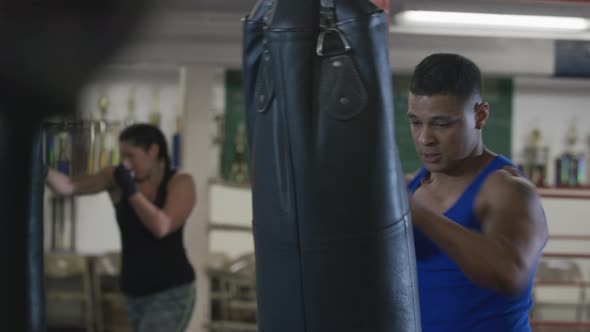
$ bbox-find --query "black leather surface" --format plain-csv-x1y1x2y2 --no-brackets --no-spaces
27,128,47,332
243,1,421,331
0,3,155,330
0,120,46,332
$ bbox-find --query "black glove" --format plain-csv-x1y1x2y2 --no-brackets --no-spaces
113,164,138,199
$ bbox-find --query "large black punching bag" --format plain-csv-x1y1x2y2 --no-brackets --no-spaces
243,1,421,331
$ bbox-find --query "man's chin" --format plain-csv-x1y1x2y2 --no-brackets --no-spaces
423,163,447,173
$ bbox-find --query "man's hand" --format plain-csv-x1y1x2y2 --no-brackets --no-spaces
409,194,430,228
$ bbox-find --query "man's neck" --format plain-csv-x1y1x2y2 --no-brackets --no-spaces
427,146,492,188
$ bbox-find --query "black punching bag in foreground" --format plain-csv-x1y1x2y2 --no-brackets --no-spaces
243,0,421,331
0,2,153,330
0,120,47,332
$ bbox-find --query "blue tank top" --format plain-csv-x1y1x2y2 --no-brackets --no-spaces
408,155,533,332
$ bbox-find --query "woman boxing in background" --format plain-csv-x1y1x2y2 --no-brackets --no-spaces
46,123,196,332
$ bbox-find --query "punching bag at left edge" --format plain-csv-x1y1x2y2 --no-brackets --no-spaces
27,127,46,332
0,119,45,332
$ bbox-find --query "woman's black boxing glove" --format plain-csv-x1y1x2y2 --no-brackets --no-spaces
113,164,138,199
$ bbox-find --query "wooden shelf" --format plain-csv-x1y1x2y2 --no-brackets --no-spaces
537,187,590,199
550,235,590,241
206,321,258,332
530,320,590,327
535,281,590,287
542,252,590,259
209,223,252,233
208,178,252,190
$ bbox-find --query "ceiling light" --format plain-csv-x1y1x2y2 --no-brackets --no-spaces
396,10,590,31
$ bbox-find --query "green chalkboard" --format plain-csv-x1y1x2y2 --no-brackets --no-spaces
482,78,513,159
393,75,513,174
221,70,250,183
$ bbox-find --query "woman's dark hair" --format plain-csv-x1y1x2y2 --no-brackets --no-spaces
119,123,171,172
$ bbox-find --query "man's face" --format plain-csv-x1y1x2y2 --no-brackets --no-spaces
407,93,484,173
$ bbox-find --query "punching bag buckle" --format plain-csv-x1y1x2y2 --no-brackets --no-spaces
316,27,351,57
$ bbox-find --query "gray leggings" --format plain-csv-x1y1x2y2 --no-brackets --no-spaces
125,282,196,332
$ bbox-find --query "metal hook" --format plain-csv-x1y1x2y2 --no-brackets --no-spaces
316,27,352,57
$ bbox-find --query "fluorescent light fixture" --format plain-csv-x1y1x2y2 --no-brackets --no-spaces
396,10,590,31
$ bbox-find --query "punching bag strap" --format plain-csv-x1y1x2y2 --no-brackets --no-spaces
317,0,351,56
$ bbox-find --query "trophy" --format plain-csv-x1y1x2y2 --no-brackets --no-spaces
149,87,161,127
98,92,111,169
124,86,137,127
230,122,249,184
521,128,548,187
172,113,183,168
555,122,583,187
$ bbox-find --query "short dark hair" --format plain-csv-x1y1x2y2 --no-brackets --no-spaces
119,123,171,172
409,53,482,102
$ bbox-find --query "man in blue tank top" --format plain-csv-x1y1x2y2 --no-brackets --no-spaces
405,53,549,332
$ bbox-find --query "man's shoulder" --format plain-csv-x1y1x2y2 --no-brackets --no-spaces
481,166,539,205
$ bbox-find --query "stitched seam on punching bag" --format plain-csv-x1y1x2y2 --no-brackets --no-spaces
403,212,422,331
273,34,308,332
